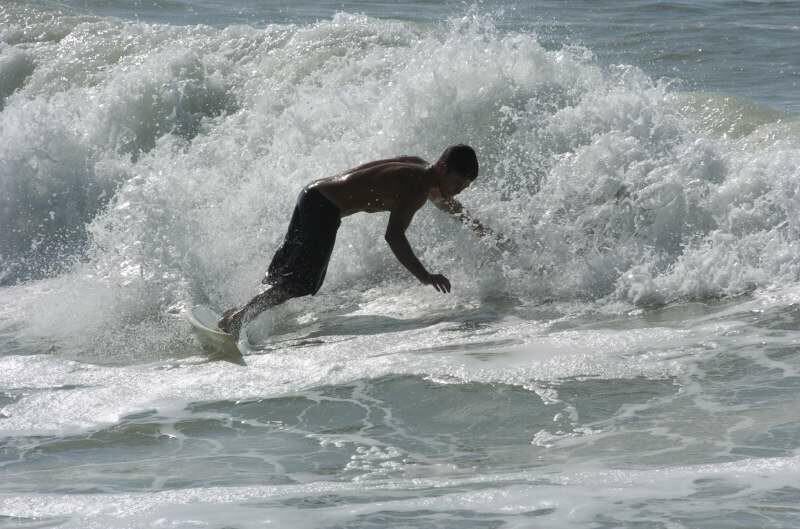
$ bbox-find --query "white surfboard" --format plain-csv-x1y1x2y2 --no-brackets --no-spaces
185,305,244,363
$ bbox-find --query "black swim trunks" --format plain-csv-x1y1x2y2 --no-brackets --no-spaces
264,186,341,296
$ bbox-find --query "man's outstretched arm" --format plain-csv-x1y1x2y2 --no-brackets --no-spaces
428,190,516,252
429,191,492,238
385,199,451,293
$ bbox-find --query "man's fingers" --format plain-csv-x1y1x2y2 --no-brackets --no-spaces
440,277,450,293
426,275,452,293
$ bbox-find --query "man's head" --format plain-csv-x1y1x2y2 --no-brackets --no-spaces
435,144,478,197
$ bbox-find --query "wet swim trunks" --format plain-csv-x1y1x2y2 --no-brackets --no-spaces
264,186,341,296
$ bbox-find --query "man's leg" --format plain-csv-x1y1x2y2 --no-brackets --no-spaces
219,284,295,339
218,188,339,338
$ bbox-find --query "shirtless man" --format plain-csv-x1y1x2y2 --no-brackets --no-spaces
219,144,490,338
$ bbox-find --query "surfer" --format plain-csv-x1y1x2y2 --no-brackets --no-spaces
219,144,492,338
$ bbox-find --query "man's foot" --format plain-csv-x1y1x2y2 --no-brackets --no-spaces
218,308,238,334
228,312,244,341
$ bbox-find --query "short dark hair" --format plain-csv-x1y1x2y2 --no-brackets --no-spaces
442,144,478,180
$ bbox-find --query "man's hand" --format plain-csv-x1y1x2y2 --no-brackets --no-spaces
424,273,451,293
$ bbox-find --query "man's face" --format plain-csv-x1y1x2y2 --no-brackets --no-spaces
442,170,471,198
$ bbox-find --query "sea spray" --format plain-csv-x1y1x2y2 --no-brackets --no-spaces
1,9,798,360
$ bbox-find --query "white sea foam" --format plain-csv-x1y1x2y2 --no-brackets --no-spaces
2,454,798,528
0,9,797,362
0,314,693,435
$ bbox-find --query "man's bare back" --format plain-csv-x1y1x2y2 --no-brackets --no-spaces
219,145,486,338
310,156,431,216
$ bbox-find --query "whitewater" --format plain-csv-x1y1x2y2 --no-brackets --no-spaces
1,1,800,527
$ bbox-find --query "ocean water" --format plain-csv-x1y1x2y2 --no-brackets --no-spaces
2,0,800,527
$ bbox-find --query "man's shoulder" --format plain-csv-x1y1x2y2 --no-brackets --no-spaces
382,163,430,188
395,155,428,166
369,161,427,179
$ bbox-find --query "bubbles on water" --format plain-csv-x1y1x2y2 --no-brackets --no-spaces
0,43,34,110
